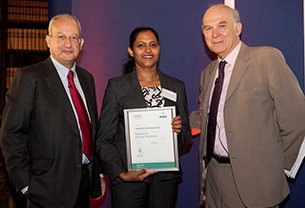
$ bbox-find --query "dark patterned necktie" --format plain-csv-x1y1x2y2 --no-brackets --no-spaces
207,61,227,163
68,70,92,160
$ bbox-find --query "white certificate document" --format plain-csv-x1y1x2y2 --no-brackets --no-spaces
124,106,179,172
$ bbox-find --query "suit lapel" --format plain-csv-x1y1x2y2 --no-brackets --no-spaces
130,69,147,108
225,42,249,102
158,69,175,107
44,58,80,138
204,61,218,109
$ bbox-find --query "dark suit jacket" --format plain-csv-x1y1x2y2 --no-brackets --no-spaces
96,68,192,183
190,42,305,207
0,58,101,207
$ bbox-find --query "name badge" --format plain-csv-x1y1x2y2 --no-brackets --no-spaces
162,88,177,102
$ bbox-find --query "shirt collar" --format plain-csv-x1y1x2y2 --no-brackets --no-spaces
50,55,76,78
217,41,242,68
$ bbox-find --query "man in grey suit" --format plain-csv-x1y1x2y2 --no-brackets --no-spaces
0,14,105,207
190,4,305,208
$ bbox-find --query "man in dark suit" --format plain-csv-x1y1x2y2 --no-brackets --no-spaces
190,4,305,208
0,14,105,207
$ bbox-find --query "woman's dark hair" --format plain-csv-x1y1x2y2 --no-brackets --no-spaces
123,26,159,74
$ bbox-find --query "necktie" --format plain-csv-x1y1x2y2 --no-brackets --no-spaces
207,61,226,163
68,70,92,160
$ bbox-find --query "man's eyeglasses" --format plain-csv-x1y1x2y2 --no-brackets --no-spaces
49,34,81,44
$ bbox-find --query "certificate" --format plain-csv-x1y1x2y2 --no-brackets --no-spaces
124,106,179,171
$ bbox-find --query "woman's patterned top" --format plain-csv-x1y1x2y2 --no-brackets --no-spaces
141,85,164,108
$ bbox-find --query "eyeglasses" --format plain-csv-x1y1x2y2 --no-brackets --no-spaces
49,34,81,44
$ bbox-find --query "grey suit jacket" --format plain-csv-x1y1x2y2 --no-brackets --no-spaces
190,42,305,207
96,68,192,183
0,58,101,207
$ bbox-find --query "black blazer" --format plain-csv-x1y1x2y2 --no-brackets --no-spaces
0,58,101,207
96,68,192,183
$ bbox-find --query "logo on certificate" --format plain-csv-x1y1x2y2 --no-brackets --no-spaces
133,114,142,119
159,111,167,119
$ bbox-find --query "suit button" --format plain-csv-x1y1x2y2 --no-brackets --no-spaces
78,143,81,148
77,164,82,169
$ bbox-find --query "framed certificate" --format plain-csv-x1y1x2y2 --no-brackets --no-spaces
124,106,179,172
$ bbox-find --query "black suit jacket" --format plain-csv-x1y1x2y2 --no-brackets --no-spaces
0,58,101,207
96,68,192,183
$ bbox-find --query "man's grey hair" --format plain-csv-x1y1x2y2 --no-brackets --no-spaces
232,7,241,29
48,14,82,37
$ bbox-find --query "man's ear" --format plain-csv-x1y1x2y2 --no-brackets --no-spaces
236,22,242,36
46,35,51,48
79,38,84,50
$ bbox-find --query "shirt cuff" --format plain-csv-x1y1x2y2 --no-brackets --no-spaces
21,186,29,194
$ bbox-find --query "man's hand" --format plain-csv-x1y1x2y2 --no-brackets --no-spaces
100,177,106,196
119,168,157,182
93,177,107,200
172,115,182,135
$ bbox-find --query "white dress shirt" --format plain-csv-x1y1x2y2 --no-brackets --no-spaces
51,56,91,164
209,41,241,157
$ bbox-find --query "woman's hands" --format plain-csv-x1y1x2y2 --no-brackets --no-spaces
172,115,182,135
119,168,157,182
